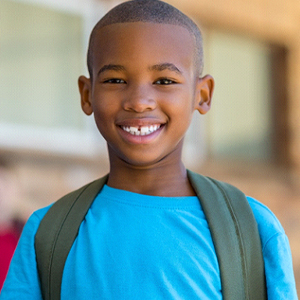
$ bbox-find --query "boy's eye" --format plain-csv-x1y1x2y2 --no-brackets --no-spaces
154,78,176,85
103,78,126,84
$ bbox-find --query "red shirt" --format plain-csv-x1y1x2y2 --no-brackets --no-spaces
0,223,22,290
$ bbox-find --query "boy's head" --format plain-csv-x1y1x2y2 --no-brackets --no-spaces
79,0,214,167
87,0,204,80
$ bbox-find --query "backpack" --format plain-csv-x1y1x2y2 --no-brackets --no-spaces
35,170,267,300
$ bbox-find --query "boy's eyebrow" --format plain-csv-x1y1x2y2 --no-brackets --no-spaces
97,63,182,77
149,63,182,74
97,64,126,76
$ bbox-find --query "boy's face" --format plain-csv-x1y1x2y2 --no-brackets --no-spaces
79,22,213,167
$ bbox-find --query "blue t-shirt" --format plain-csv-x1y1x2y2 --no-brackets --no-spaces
0,185,297,299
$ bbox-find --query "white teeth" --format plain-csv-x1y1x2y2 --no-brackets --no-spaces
123,127,131,132
140,126,149,135
129,126,138,133
121,124,161,136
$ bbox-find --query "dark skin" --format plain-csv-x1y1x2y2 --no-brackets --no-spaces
79,22,214,197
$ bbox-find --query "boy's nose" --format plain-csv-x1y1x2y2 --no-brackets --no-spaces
122,84,157,113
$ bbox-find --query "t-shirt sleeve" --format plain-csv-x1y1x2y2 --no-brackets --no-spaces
247,197,298,299
0,207,49,299
263,232,298,299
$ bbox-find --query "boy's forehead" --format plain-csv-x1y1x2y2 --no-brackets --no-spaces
91,22,196,63
90,22,196,70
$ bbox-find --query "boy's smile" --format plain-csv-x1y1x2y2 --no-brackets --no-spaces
120,124,161,136
79,22,213,168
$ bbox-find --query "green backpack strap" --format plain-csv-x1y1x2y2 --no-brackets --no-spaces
187,170,267,300
35,174,108,300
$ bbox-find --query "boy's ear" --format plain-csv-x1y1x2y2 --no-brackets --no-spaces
194,75,214,115
78,75,93,116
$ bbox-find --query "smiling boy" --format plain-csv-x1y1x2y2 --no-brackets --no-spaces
79,20,212,196
0,0,297,299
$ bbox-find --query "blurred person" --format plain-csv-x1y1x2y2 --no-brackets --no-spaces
0,158,23,291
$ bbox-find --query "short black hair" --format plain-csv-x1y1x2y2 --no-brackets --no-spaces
87,0,204,79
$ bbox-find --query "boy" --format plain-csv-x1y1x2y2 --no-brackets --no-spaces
0,0,297,299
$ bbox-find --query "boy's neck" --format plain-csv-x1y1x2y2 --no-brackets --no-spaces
106,160,196,197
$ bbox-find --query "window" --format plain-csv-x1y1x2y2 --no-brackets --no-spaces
0,0,106,156
206,31,272,160
184,30,273,168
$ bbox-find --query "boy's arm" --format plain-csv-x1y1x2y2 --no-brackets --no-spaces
248,197,298,299
0,210,47,299
263,232,298,299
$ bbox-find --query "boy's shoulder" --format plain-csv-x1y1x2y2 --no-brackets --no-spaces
247,196,284,231
27,204,52,229
246,196,286,245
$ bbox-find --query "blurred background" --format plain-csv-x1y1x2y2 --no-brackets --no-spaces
0,0,300,294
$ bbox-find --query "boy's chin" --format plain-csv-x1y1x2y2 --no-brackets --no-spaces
113,155,166,169
109,146,183,170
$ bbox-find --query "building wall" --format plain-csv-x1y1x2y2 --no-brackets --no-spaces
168,0,300,178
